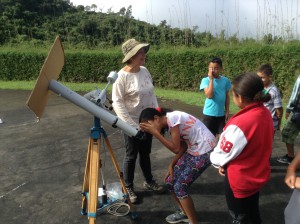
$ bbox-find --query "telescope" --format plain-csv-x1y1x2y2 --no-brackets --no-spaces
26,36,140,223
26,36,139,138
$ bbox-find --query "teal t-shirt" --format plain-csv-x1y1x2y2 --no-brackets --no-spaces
199,75,231,116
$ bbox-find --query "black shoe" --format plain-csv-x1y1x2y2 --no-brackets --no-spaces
277,154,294,164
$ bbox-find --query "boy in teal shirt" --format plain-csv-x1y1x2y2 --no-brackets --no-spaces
200,57,231,136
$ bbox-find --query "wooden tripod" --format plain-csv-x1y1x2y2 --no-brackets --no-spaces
81,117,136,224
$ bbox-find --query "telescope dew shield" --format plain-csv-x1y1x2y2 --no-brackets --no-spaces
26,36,64,119
49,80,138,137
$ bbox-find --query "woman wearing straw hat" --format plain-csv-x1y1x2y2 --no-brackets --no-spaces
112,39,165,203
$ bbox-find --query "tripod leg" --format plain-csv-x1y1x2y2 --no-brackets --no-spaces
81,138,92,215
104,137,137,218
87,138,100,224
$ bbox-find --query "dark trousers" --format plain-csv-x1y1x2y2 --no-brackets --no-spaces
202,114,225,136
123,133,153,187
225,172,262,224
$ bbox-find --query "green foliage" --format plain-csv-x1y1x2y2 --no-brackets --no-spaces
146,43,300,99
61,50,123,82
0,0,205,48
1,0,300,102
1,42,300,100
0,47,122,82
2,0,283,49
0,49,45,80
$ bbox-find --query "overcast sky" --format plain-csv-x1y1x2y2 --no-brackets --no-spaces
70,0,300,40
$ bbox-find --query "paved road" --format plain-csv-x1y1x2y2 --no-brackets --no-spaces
0,89,299,224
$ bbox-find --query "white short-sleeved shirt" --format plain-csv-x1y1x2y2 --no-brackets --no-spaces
166,111,217,156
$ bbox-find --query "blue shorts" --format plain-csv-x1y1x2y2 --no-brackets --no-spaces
165,151,211,199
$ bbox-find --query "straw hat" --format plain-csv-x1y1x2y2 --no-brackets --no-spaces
122,39,150,63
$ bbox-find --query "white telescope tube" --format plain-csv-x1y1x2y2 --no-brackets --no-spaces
49,80,138,137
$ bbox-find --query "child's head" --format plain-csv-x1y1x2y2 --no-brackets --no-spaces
232,72,271,108
257,64,273,87
208,57,223,77
210,57,223,67
139,107,172,122
139,107,172,134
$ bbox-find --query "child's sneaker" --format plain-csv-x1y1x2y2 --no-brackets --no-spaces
165,210,189,223
143,180,165,193
277,154,294,164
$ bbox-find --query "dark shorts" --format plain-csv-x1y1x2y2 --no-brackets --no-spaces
202,114,225,136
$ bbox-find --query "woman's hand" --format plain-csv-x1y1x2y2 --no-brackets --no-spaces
218,166,225,176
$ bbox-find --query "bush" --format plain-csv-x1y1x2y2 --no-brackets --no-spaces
1,43,300,98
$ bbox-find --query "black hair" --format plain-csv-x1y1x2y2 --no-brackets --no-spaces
210,57,223,67
139,107,173,123
257,64,273,76
232,72,271,102
139,107,173,135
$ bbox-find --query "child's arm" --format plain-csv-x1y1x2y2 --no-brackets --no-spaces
285,152,300,189
165,142,187,180
225,91,230,122
295,177,300,188
210,124,247,167
203,68,214,99
218,166,226,176
140,122,181,154
275,107,283,130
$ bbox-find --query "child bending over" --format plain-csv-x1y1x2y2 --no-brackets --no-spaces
139,108,217,224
